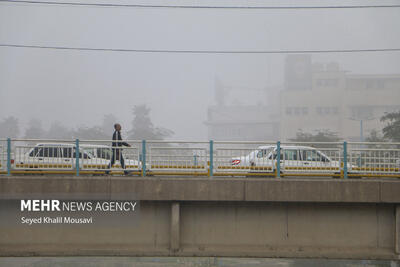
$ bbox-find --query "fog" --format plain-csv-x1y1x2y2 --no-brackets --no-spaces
0,0,399,140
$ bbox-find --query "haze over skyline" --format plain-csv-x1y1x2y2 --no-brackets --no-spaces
1,0,399,139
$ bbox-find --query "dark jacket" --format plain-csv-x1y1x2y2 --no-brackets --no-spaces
112,131,129,148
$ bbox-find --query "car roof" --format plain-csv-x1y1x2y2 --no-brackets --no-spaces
35,143,74,147
257,145,319,150
34,143,109,148
80,144,109,148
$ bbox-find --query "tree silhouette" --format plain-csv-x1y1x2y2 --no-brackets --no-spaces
365,129,385,142
290,129,341,148
381,111,400,142
73,126,109,140
128,105,173,140
24,119,45,139
46,121,73,139
290,129,341,143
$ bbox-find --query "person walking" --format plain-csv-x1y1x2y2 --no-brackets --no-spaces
106,123,131,174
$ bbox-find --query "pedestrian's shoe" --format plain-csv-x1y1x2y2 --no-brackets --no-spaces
124,171,130,175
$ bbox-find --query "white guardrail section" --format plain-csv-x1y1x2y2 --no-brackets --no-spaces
12,139,75,171
280,142,342,175
146,141,209,174
79,140,141,172
2,139,400,177
213,141,277,175
347,142,400,176
10,139,141,173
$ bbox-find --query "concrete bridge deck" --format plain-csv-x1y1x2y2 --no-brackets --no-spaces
1,175,400,203
0,176,399,260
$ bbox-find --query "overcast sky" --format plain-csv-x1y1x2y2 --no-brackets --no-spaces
0,0,399,139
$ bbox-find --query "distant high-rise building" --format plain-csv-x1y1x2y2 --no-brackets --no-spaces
281,55,400,141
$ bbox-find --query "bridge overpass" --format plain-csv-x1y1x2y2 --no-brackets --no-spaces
1,139,399,260
0,175,399,260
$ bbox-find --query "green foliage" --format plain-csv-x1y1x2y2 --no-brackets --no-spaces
380,111,400,142
46,121,74,139
74,114,118,140
290,129,341,143
289,129,341,149
365,129,385,142
128,105,174,140
73,126,109,140
24,119,45,139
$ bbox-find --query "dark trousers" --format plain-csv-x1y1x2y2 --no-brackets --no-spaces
108,149,125,169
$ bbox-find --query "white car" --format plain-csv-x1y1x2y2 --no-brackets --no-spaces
231,145,348,173
14,143,140,170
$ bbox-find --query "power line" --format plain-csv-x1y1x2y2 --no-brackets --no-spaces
1,44,400,54
0,0,399,9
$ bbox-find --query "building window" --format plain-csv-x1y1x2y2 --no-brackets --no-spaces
316,79,339,87
365,79,385,89
316,106,340,116
327,79,338,86
286,106,309,116
350,106,374,119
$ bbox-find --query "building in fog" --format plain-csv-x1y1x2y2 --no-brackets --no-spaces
280,55,400,141
205,78,280,141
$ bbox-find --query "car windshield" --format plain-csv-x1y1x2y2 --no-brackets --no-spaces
29,146,61,158
82,148,96,158
81,147,112,159
96,148,112,160
269,149,298,160
256,149,268,158
301,150,329,162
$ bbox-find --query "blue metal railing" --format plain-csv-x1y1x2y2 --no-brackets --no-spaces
343,141,348,179
142,140,146,177
209,140,214,177
75,139,80,176
7,138,11,176
1,139,399,178
276,141,281,178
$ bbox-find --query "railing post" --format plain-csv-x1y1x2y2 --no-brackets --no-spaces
343,141,348,179
209,140,214,177
7,138,11,176
75,139,80,176
142,140,146,177
276,141,281,178
193,154,198,166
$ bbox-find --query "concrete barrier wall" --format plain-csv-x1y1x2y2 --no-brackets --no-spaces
180,202,395,259
0,176,399,259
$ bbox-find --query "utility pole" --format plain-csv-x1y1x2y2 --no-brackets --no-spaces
348,117,374,142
